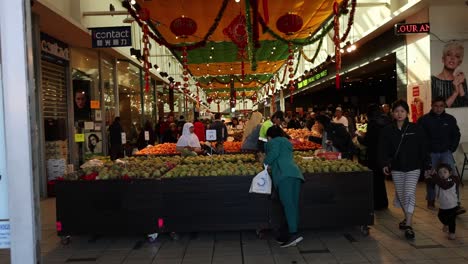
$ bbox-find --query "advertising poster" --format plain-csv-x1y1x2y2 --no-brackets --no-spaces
430,3,468,108
73,79,91,120
85,132,103,154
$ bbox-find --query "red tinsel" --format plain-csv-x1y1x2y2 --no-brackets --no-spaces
333,0,341,90
142,24,151,93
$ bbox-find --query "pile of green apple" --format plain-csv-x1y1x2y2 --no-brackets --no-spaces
182,154,256,164
78,156,182,180
164,162,264,178
296,158,369,174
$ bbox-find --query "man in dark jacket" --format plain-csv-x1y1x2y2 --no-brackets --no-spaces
358,104,392,210
314,115,355,159
209,113,228,153
109,117,123,160
418,96,465,214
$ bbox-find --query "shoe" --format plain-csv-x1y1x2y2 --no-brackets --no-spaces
404,226,415,240
456,206,466,215
427,200,436,211
275,235,288,244
448,233,456,240
280,234,303,248
399,219,407,230
442,225,449,233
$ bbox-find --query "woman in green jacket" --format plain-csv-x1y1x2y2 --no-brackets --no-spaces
264,125,304,247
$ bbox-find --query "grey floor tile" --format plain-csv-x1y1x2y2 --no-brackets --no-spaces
212,255,242,264
302,253,338,264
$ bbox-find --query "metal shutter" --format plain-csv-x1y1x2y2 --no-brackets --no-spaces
41,60,67,119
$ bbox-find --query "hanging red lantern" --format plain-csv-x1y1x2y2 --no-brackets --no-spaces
207,97,213,104
170,16,197,38
276,13,303,35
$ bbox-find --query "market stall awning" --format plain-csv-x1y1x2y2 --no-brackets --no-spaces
131,0,345,99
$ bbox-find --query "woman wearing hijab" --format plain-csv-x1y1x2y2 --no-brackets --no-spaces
176,122,202,153
241,112,263,151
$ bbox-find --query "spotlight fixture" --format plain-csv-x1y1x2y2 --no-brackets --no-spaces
130,0,136,5
159,71,168,78
130,48,142,60
326,55,332,63
168,77,174,83
154,64,160,71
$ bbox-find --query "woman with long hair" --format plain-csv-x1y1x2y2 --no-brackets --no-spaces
378,99,428,240
241,112,263,151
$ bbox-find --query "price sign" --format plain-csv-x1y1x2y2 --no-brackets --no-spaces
121,132,127,144
74,134,85,142
144,131,150,141
206,129,217,141
90,100,100,109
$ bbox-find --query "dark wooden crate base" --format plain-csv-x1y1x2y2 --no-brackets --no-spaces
55,171,373,236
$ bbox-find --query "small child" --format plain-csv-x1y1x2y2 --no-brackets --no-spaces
426,163,461,240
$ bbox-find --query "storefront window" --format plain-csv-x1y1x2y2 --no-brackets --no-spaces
117,60,141,145
102,56,115,126
70,48,102,161
143,79,157,124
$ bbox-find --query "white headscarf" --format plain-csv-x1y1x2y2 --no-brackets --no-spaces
176,122,201,148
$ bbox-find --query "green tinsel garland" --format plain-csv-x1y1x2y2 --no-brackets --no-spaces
244,0,258,72
300,34,324,63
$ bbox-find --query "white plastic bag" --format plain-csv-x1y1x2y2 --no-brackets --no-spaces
249,165,272,194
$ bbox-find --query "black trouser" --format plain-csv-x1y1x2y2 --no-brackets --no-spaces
438,206,459,233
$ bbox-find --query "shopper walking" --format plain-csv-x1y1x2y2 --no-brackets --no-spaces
315,115,355,159
263,125,304,248
378,99,429,240
358,104,392,210
241,111,263,151
425,163,462,240
418,96,465,214
209,113,228,153
258,111,285,152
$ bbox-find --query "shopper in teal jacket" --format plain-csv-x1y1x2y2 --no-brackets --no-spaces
264,125,304,247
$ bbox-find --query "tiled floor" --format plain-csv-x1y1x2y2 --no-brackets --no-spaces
1,180,468,264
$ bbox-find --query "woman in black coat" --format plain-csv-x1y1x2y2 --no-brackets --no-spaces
378,99,429,240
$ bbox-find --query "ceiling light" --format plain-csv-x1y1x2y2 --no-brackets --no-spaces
209,55,213,59
130,0,136,5
211,46,215,50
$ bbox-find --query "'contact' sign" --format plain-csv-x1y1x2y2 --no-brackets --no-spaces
91,26,132,48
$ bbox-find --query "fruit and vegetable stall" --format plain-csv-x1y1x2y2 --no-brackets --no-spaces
55,152,373,241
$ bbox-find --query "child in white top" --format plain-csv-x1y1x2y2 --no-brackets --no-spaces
426,163,461,240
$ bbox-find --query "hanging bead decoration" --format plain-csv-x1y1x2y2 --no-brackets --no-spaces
287,42,295,103
333,0,341,89
142,24,151,93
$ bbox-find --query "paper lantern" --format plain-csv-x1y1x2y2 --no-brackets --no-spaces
170,16,197,38
276,13,303,35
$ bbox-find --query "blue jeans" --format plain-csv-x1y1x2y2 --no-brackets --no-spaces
426,151,458,201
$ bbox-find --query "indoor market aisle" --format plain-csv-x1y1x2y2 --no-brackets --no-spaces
1,181,468,264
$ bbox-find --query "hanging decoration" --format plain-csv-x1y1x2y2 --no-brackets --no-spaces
287,42,296,103
270,85,276,113
333,0,341,89
142,24,151,93
170,16,197,38
300,35,324,63
223,15,248,78
340,0,356,43
196,82,201,109
276,13,303,35
122,0,229,51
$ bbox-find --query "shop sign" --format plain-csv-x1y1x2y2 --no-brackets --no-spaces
40,33,69,65
91,26,132,48
206,130,217,141
297,69,328,89
394,23,430,35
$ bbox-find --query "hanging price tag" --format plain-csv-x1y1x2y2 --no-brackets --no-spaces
206,129,217,141
144,131,150,141
121,132,127,144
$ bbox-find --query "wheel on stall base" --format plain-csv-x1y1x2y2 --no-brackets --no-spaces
256,229,265,239
360,225,370,236
170,232,180,241
60,236,71,245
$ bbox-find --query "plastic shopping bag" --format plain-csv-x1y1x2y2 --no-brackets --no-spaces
249,165,272,194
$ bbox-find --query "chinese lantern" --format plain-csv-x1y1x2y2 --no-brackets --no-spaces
276,13,303,35
170,16,197,38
